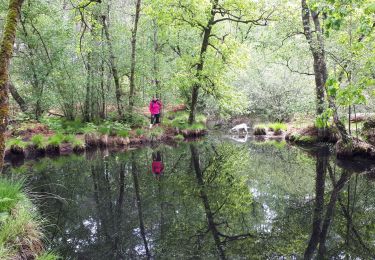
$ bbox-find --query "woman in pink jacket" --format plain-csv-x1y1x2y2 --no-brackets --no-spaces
149,96,162,128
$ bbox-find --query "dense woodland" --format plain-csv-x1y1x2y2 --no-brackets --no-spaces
0,0,372,122
0,0,374,258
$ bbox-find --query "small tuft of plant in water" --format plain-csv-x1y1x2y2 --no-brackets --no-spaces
253,124,267,135
47,134,64,147
72,139,85,152
268,122,287,132
6,138,27,150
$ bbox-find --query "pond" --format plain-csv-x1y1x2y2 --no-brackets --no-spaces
4,135,375,259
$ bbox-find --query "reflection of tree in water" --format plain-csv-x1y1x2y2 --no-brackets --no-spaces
305,157,375,259
6,142,375,259
189,144,256,259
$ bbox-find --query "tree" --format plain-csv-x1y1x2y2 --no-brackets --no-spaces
0,0,24,172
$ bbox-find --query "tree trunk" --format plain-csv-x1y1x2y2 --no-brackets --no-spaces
188,1,217,124
128,0,142,113
8,81,27,112
301,0,349,143
301,0,325,117
102,15,123,117
0,0,24,172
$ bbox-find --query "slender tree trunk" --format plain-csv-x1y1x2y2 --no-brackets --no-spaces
8,81,27,112
0,0,24,172
152,20,160,97
102,15,123,117
301,0,325,117
128,0,142,113
188,0,217,124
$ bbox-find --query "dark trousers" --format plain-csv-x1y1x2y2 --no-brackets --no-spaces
151,114,160,124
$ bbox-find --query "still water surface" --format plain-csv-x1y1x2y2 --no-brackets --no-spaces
5,136,375,259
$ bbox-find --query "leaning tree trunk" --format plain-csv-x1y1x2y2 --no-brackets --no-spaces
8,81,27,112
128,0,142,114
0,0,24,172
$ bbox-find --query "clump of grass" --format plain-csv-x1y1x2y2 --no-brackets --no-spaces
116,129,130,138
184,122,206,131
135,128,145,137
268,122,287,132
0,178,56,259
253,124,267,135
46,134,63,153
62,134,76,143
30,134,46,149
72,139,85,152
0,178,25,213
47,134,63,147
6,138,27,155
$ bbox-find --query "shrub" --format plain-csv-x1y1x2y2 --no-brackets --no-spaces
124,113,148,128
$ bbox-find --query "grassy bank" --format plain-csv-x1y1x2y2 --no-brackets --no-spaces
0,178,57,259
5,111,208,158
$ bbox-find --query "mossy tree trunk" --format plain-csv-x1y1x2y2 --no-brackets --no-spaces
0,0,24,172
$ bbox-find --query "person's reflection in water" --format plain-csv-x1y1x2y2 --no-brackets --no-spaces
152,151,164,179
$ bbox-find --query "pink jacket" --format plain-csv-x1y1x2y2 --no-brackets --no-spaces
149,100,162,115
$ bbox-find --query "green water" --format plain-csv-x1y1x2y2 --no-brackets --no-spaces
5,137,375,259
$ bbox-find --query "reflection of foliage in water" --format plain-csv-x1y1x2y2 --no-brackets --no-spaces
4,141,375,259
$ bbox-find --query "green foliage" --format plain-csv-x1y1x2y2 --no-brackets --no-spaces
315,108,333,129
62,134,76,143
72,139,85,150
31,134,46,149
6,138,27,150
0,179,24,214
36,252,59,260
268,122,287,132
135,128,145,137
47,134,64,147
147,127,164,139
124,113,148,128
174,134,185,141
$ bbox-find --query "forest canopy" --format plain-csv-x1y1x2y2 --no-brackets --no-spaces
0,0,373,128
